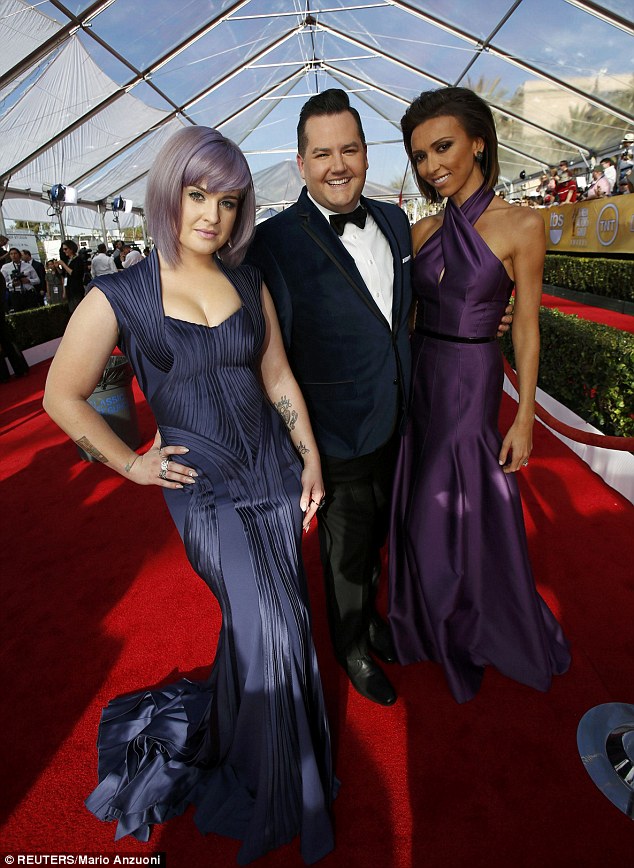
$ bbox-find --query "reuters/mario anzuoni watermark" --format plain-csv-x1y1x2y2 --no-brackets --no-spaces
2,856,166,866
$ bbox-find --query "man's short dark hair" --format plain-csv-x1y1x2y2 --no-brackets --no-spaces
297,89,366,157
97,243,107,253
21,249,31,257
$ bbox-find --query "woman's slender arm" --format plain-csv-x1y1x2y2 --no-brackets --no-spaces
43,288,194,488
259,284,324,531
498,209,545,474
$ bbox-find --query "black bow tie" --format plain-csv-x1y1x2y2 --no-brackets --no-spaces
329,205,367,236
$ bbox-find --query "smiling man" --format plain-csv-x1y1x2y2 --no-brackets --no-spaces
248,89,413,706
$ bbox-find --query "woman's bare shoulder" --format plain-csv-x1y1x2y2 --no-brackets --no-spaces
487,198,545,240
411,213,443,255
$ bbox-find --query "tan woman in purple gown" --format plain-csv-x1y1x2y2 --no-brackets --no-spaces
389,87,570,703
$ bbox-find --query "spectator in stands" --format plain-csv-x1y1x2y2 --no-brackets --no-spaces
1,247,40,311
21,250,46,304
601,157,617,190
616,134,633,194
91,242,118,278
536,173,549,197
584,166,612,200
556,161,577,204
544,166,558,205
121,243,143,269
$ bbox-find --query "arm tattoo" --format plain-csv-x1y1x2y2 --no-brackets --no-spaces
76,436,109,464
297,441,310,456
274,395,298,432
124,453,140,473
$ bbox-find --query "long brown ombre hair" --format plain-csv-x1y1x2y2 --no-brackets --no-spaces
402,87,500,203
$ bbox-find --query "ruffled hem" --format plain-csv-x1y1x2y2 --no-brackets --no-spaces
85,676,335,864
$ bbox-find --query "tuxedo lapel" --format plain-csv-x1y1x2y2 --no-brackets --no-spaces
296,189,391,330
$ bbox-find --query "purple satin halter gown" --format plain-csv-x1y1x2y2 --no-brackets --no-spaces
85,253,335,864
388,184,570,704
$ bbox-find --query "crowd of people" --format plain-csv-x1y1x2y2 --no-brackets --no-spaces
0,236,148,314
39,86,577,864
515,132,634,208
0,238,147,382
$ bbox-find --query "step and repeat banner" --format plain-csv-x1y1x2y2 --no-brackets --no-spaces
542,196,634,255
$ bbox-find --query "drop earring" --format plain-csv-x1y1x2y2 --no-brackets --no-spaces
474,150,484,164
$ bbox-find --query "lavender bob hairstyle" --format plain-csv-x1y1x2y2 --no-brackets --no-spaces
145,126,255,268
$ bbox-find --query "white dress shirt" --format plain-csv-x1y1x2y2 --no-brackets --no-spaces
308,193,394,325
602,165,617,188
123,249,143,269
91,252,118,278
1,259,39,289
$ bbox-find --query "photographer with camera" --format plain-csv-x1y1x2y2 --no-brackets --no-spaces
0,247,40,311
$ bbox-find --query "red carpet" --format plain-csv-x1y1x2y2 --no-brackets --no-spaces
1,361,633,867
541,292,634,333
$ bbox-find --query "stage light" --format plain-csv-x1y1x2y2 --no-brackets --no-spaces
112,196,133,213
49,183,77,204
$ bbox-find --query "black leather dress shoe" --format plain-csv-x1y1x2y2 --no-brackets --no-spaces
368,615,397,664
345,654,397,706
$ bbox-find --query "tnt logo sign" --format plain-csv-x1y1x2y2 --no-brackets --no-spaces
549,211,564,245
596,203,619,246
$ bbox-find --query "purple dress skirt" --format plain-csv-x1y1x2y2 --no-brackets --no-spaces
388,185,570,704
85,253,335,865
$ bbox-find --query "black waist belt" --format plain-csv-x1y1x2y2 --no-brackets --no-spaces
415,324,496,344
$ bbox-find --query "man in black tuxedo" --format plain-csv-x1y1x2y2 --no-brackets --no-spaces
248,90,412,706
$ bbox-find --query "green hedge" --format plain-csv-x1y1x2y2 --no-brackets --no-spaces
543,255,634,302
501,307,634,439
6,303,71,350
7,300,633,440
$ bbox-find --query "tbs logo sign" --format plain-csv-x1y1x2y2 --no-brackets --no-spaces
549,211,564,245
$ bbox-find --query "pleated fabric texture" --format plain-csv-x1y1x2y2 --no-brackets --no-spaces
86,253,335,864
388,185,570,703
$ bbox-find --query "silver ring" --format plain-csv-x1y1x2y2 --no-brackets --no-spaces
523,460,529,467
159,456,170,480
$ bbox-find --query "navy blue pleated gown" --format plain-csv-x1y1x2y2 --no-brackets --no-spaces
85,252,335,865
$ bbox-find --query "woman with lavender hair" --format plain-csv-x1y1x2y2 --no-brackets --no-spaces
44,127,335,864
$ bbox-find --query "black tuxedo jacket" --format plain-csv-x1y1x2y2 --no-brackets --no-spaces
248,187,412,460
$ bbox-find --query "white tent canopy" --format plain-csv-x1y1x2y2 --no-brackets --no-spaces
1,0,632,231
